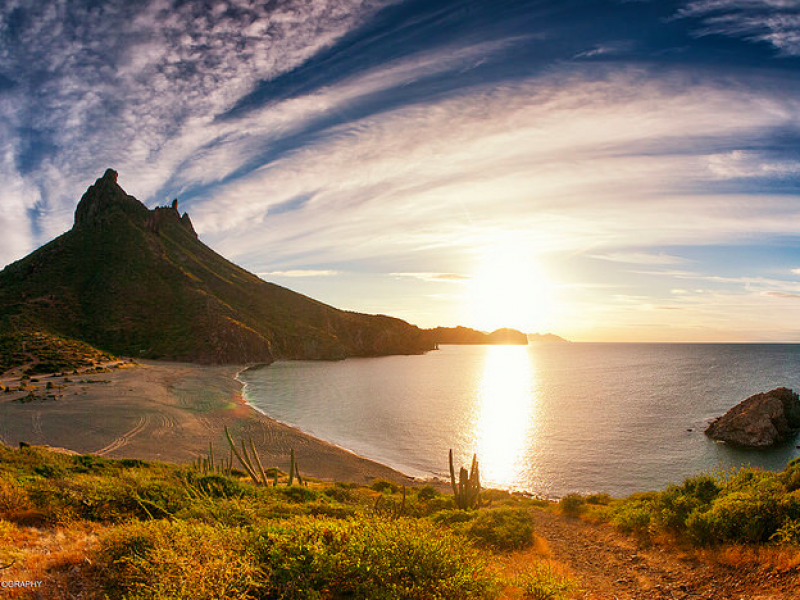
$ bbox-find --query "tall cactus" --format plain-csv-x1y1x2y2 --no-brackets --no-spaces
225,426,268,485
449,449,481,510
288,448,303,486
224,427,303,487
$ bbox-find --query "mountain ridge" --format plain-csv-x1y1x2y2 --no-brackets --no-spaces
0,170,434,365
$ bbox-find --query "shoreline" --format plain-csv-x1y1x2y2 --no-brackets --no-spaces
235,363,437,481
0,359,419,486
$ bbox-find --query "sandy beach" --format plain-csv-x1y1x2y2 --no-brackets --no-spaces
0,360,416,485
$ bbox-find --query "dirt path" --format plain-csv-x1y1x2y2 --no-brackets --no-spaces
530,510,800,600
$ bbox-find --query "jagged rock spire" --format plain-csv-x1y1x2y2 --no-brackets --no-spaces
73,168,148,227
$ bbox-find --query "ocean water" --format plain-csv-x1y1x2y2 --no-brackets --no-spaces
239,344,800,498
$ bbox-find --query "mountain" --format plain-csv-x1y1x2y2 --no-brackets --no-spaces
527,333,568,343
0,169,434,364
425,326,528,345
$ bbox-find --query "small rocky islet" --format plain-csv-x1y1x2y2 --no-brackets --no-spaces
705,387,800,448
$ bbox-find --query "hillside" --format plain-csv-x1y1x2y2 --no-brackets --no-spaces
0,170,434,365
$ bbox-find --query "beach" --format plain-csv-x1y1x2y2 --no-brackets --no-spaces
0,360,415,486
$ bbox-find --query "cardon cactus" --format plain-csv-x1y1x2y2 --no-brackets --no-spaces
449,449,481,510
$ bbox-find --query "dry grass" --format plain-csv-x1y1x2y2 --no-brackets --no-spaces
0,520,105,599
492,542,582,600
690,543,800,573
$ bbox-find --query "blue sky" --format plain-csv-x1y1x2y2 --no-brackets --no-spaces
2,0,800,340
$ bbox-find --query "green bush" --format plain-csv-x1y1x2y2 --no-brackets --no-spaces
585,493,612,505
430,509,478,527
417,485,439,501
196,474,243,498
251,517,499,599
274,485,319,503
466,507,535,551
370,479,400,493
611,501,652,536
558,494,584,517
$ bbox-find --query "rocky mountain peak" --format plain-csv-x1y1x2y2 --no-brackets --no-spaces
73,168,147,228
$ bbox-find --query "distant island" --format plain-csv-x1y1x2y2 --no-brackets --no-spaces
425,326,528,345
527,332,569,343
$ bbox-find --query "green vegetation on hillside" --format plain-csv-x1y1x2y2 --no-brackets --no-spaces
570,460,800,547
0,170,434,367
0,330,115,376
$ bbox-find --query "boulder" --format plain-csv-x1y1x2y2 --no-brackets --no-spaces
705,387,800,447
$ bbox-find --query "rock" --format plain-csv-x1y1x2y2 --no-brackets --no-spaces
705,387,800,447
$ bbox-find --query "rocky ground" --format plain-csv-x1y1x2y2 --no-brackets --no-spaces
527,510,800,600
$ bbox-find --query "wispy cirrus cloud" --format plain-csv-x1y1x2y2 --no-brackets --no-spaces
390,273,471,282
678,0,800,55
590,252,688,265
258,270,340,278
0,0,393,262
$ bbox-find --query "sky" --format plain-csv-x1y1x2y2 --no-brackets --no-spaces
2,0,800,341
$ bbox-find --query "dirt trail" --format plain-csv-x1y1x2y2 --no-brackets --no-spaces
530,510,799,600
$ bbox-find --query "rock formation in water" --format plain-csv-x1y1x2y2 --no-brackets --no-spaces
705,387,800,447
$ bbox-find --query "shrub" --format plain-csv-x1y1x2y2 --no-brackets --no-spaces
250,517,498,599
558,494,584,517
770,519,800,545
466,507,535,551
611,501,652,536
417,485,439,501
653,476,719,535
274,485,319,503
586,493,612,505
196,474,243,498
431,509,478,527
99,520,256,600
370,479,400,493
692,488,783,544
322,485,357,503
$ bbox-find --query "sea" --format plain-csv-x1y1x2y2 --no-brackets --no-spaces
239,343,800,498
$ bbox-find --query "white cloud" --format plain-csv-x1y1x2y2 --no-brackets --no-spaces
678,0,800,55
591,252,688,265
390,272,471,282
258,270,340,278
190,68,800,269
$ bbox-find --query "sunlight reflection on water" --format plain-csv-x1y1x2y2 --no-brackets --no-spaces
476,345,537,488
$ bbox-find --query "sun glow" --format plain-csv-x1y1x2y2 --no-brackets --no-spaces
467,242,552,333
476,345,536,488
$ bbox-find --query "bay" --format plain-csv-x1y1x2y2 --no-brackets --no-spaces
240,343,800,498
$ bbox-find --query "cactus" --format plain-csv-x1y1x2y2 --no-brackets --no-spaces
449,449,481,510
193,441,232,476
224,427,303,487
288,448,304,486
225,426,269,485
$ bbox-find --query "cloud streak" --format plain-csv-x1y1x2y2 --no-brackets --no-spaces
678,0,800,55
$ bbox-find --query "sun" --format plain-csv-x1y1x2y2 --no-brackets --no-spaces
466,242,552,333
